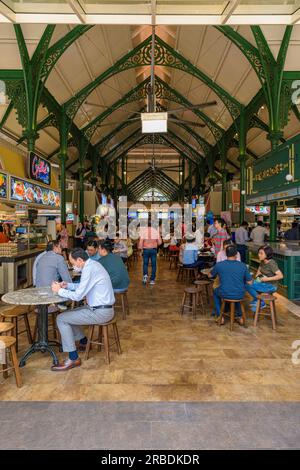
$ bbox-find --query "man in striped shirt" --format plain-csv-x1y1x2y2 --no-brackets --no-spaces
212,218,229,256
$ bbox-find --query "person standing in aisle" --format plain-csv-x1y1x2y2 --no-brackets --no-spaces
235,221,249,263
212,218,229,256
139,219,162,286
250,221,268,245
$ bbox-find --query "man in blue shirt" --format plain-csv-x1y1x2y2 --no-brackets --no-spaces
51,248,115,371
179,237,204,269
209,245,253,324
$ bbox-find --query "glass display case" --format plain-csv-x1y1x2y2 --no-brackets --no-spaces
15,224,49,249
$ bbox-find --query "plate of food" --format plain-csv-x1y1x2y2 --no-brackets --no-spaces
201,268,212,275
25,186,35,203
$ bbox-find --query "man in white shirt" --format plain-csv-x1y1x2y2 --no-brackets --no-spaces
250,221,268,245
51,248,115,371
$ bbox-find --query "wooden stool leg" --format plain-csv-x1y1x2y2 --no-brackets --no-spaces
102,325,110,364
2,350,8,379
253,298,261,327
84,325,94,360
97,326,102,351
10,344,22,388
240,302,247,327
219,300,225,326
229,302,235,331
23,313,33,344
181,293,187,315
51,313,57,339
192,293,197,319
113,323,122,355
121,294,126,320
33,315,38,342
125,294,130,316
270,300,277,330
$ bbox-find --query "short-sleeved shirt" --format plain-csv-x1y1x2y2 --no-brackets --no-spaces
259,259,280,286
213,229,229,255
211,260,252,300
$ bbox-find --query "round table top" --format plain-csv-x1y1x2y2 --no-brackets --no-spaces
2,287,67,306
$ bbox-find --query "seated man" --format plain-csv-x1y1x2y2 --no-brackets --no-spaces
217,239,241,263
51,248,115,371
86,240,101,261
179,236,204,270
113,232,128,263
98,239,130,293
33,240,72,288
209,244,253,325
246,245,283,311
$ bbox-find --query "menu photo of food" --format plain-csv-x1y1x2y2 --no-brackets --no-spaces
0,172,8,199
10,176,60,208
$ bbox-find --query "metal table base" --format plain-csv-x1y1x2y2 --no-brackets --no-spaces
19,304,62,367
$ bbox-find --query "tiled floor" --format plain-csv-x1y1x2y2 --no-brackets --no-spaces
1,256,300,401
1,401,300,449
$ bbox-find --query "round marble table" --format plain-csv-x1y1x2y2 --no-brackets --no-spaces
2,287,67,367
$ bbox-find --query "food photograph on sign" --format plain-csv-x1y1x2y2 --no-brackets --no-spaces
0,172,7,199
29,152,51,185
10,176,60,208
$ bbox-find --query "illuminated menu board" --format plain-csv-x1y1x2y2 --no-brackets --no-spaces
0,172,8,199
10,176,60,208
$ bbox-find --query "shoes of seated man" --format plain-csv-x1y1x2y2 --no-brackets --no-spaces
51,358,81,371
251,300,266,312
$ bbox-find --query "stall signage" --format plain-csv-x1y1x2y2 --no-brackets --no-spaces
0,172,8,199
10,176,60,208
248,136,300,196
29,152,51,185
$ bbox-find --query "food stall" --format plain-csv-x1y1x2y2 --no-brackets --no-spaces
246,132,300,300
0,163,61,294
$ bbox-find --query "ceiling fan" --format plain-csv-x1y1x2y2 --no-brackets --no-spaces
85,13,217,132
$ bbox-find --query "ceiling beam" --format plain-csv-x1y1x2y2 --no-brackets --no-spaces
67,1,86,23
221,0,241,25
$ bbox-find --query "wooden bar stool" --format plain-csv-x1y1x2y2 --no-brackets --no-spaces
0,321,14,335
0,336,22,387
84,317,122,364
194,280,213,305
193,282,206,315
114,290,130,320
254,294,277,330
177,263,184,281
181,287,198,319
219,298,247,331
0,306,33,352
169,252,179,270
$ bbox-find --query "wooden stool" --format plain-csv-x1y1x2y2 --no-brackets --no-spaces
219,298,247,331
192,283,206,314
254,294,277,330
0,306,33,352
181,287,199,319
0,321,14,335
177,265,197,283
169,253,179,270
0,336,22,387
85,317,122,364
114,290,130,320
194,280,213,305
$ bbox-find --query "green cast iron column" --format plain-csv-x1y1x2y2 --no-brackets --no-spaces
181,157,185,202
59,154,67,224
238,112,248,225
221,170,227,212
59,113,69,225
121,156,126,194
78,167,85,224
113,160,118,208
269,201,277,242
188,161,192,203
